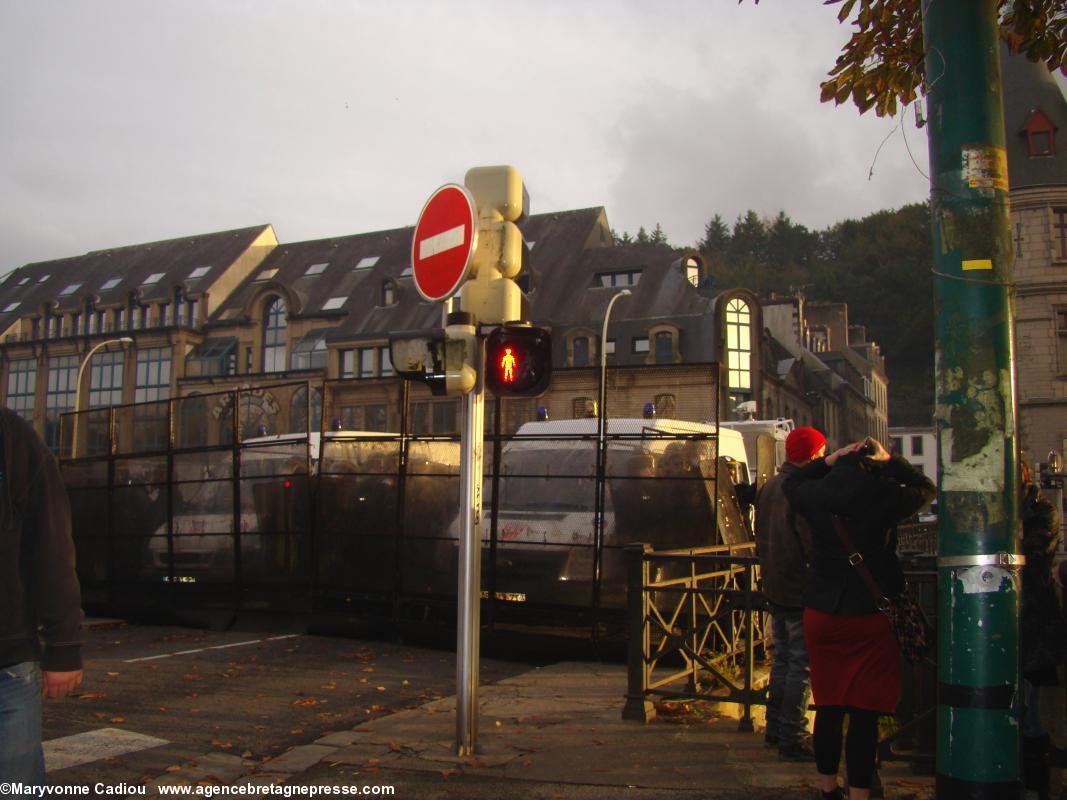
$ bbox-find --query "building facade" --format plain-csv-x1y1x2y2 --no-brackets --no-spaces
0,207,888,452
1004,47,1067,477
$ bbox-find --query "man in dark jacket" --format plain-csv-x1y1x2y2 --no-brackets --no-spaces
754,426,826,761
0,407,84,785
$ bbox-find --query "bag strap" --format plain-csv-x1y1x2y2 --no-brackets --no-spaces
830,514,890,610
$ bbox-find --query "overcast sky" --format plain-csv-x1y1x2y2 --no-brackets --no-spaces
1,1,940,274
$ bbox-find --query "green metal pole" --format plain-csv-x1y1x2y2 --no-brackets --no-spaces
921,2,1021,797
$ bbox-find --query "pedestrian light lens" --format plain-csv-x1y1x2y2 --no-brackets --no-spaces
485,326,551,397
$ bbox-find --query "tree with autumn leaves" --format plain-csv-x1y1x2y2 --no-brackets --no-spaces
752,0,1066,117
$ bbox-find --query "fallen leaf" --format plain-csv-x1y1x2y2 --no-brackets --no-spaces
242,751,253,759
165,765,182,773
289,729,303,735
158,707,167,713
593,738,606,746
211,740,233,750
93,712,108,720
388,742,404,753
109,716,125,724
106,672,120,677
375,686,386,692
495,721,502,728
78,692,107,700
439,769,457,778
360,666,374,673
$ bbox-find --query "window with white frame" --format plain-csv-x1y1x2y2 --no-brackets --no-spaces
725,297,752,391
6,358,36,420
263,297,288,372
135,347,171,403
88,349,124,409
45,355,78,450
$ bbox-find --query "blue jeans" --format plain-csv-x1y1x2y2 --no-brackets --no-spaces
766,604,811,747
0,662,45,785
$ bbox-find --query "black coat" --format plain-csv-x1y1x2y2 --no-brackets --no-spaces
783,453,936,616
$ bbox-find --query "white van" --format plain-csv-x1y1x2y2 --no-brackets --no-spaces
456,418,751,607
719,418,794,488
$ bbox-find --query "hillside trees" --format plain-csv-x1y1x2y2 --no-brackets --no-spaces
694,204,934,425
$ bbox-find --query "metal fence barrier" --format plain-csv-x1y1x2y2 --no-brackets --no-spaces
621,537,939,774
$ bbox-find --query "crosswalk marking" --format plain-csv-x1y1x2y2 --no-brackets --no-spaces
124,633,299,663
44,727,169,772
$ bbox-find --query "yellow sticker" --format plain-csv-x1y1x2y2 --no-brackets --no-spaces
962,259,993,271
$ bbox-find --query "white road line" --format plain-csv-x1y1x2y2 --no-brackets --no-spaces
45,727,169,772
123,633,299,663
418,224,465,259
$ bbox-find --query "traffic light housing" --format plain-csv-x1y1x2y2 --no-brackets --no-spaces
460,166,530,325
389,315,477,396
485,325,552,397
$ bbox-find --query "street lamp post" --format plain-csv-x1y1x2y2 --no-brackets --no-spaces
71,337,133,459
592,288,631,623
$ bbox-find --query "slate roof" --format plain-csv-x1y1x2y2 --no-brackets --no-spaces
1002,43,1067,189
0,224,272,330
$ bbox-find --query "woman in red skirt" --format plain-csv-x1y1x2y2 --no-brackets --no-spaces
783,439,935,800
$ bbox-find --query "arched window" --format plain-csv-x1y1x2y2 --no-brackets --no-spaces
654,331,674,364
572,336,590,367
725,298,751,391
263,297,288,372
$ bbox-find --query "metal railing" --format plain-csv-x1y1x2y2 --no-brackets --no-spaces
621,537,939,774
622,543,768,730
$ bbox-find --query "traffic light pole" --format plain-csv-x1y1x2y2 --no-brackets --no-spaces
921,2,1022,795
456,334,486,757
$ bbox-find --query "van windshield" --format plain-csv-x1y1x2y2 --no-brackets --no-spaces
498,447,595,513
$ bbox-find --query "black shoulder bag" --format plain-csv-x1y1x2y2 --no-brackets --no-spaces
831,514,931,663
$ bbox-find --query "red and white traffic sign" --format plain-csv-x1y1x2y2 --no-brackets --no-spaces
411,184,477,302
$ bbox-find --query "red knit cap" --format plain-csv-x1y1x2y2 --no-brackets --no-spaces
785,426,827,463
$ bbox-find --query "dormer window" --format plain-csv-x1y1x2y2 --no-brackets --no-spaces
59,283,81,296
17,277,29,287
304,262,328,277
1022,108,1057,158
355,256,380,270
381,281,395,306
3,302,20,313
188,266,211,280
685,257,700,287
100,277,121,291
142,272,165,286
255,268,279,282
597,270,641,288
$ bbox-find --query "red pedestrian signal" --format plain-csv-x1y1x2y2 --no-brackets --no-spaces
485,326,551,397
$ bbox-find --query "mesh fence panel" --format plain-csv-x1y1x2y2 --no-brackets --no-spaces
57,363,745,621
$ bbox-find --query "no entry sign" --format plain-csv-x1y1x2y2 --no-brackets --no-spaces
411,184,477,302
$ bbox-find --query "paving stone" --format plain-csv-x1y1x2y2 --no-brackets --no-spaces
258,744,338,773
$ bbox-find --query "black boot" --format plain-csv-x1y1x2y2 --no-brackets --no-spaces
1023,734,1051,800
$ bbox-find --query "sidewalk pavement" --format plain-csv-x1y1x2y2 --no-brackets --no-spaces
151,661,935,799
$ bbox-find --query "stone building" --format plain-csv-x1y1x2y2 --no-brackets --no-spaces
0,205,888,451
1004,47,1067,475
